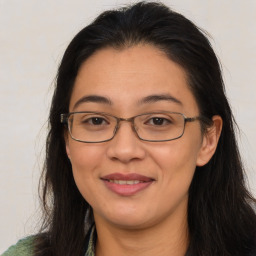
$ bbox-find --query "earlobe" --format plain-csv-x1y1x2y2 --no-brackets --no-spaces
64,132,71,160
66,144,71,160
196,115,223,167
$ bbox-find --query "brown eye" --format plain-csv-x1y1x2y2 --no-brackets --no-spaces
80,116,109,126
146,117,171,126
152,118,164,125
90,117,105,125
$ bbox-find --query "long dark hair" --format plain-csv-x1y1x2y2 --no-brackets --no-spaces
34,2,256,255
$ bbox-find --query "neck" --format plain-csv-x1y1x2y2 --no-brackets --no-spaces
94,210,189,256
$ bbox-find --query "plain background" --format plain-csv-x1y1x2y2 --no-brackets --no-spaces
0,0,255,253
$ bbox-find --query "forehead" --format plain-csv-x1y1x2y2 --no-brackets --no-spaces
69,44,199,115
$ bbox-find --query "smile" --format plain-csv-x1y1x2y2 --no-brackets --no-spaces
101,173,155,196
108,180,142,185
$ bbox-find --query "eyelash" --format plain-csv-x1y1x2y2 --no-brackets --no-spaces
82,117,109,125
145,117,172,126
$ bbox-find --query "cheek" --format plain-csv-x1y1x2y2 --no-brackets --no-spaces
69,142,106,170
151,140,200,172
148,131,202,188
136,137,202,220
67,142,106,196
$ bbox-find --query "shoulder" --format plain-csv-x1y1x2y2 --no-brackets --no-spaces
1,236,35,256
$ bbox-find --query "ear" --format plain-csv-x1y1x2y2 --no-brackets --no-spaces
196,115,223,166
64,131,71,160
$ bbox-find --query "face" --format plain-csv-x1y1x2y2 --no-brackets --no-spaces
66,44,212,230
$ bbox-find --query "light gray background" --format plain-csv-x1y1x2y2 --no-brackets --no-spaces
0,0,255,253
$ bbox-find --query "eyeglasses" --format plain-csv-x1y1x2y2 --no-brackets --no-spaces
60,111,201,143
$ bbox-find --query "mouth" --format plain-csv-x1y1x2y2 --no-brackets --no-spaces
107,180,142,185
101,173,155,196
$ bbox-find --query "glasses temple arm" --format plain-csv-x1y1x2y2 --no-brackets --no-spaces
60,114,69,124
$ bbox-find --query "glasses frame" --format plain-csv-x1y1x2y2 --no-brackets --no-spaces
60,111,201,143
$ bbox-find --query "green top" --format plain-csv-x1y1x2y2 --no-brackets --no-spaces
1,227,95,256
1,237,34,256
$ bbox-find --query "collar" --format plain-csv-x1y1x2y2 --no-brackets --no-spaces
85,225,96,256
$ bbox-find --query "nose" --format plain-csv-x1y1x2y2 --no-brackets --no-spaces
106,121,146,163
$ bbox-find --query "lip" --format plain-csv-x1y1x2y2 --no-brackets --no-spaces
101,173,155,196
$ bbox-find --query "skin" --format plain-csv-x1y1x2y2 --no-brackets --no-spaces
65,44,222,256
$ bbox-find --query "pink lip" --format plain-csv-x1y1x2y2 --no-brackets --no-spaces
101,173,155,196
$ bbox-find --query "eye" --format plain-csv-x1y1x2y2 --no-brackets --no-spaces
79,114,110,126
146,117,171,126
89,117,106,125
84,117,109,125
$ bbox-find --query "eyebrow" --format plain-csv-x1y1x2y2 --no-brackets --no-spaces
138,94,182,105
73,95,112,110
72,93,182,110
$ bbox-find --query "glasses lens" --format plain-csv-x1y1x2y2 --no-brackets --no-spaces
68,113,117,142
134,112,185,141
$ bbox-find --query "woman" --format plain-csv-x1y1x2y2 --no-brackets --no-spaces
3,1,256,256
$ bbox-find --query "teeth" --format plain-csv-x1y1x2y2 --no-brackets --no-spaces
108,180,141,185
127,180,140,185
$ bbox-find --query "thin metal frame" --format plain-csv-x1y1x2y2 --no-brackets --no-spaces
60,111,201,143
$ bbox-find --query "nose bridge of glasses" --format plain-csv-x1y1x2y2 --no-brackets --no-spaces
118,116,134,122
115,116,137,134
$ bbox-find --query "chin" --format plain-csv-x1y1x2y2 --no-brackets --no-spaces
94,206,153,229
110,216,153,230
